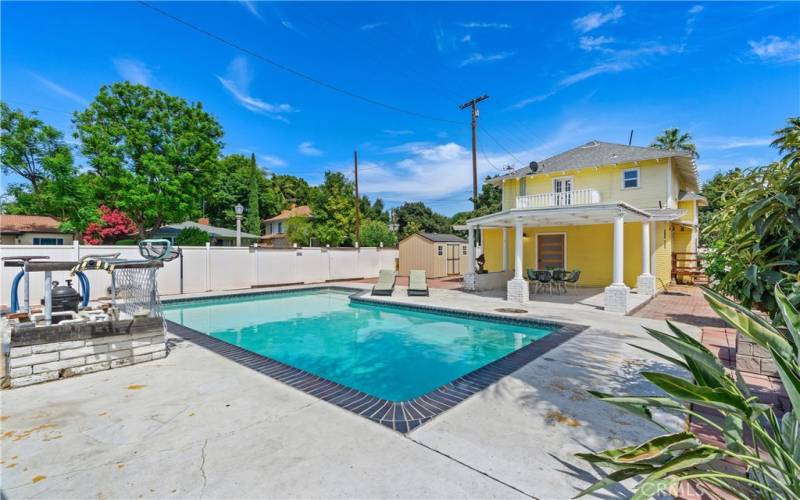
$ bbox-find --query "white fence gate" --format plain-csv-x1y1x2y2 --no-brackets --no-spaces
0,243,398,307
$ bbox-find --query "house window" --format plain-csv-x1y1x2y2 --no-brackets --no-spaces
622,168,640,189
519,178,527,197
462,245,467,255
32,238,63,245
438,245,443,256
277,222,283,233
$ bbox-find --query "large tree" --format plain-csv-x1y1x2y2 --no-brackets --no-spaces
394,201,451,239
1,102,71,192
245,153,261,235
650,128,699,158
73,82,224,238
309,171,356,246
772,116,800,167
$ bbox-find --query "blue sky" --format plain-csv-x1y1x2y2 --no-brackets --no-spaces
2,1,799,215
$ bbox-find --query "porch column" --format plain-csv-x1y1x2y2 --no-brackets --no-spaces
637,221,656,296
463,225,478,291
604,212,630,313
507,218,529,303
502,227,509,271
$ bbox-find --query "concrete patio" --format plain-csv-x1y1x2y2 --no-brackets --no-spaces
1,284,689,499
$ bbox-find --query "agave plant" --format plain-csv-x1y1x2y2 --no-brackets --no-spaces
575,282,800,499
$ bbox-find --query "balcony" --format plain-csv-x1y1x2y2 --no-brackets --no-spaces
515,188,601,209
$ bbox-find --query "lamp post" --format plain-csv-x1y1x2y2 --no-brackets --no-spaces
235,203,244,246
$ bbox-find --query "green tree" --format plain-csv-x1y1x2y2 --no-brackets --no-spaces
650,128,699,158
245,153,261,235
359,196,389,223
73,82,224,238
0,102,70,192
271,174,312,208
309,171,355,246
394,202,451,239
451,177,503,235
360,219,397,247
772,116,800,167
698,168,744,246
285,216,313,246
175,226,210,246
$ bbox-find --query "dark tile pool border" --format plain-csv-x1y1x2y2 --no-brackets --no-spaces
165,286,588,433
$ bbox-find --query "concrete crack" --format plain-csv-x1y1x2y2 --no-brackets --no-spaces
199,439,208,499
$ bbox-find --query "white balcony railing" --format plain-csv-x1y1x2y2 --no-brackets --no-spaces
515,188,601,209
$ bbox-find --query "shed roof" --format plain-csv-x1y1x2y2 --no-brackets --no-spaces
416,232,466,243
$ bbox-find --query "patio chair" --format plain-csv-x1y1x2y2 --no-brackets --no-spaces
563,269,581,291
534,270,553,294
407,269,429,296
527,269,540,293
551,269,568,294
371,269,397,296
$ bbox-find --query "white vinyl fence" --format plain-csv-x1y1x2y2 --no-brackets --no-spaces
0,243,398,307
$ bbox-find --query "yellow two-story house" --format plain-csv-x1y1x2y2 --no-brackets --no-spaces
462,140,705,313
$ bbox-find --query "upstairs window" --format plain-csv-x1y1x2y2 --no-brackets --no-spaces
622,168,640,189
519,178,527,196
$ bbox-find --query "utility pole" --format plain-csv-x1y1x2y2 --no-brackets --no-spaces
354,150,361,246
459,94,489,209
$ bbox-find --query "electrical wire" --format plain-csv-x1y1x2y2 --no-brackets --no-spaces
137,1,462,126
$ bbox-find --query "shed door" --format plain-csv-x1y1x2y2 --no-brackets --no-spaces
537,234,565,269
446,244,460,275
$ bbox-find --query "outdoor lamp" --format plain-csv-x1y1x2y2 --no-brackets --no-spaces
234,203,244,216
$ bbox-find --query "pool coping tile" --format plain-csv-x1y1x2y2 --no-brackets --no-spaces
165,286,588,433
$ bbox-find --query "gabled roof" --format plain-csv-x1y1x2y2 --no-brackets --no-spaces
416,232,466,243
264,205,312,223
155,221,260,239
0,215,67,234
678,191,708,206
488,141,699,192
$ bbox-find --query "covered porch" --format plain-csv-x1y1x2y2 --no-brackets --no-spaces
463,203,661,313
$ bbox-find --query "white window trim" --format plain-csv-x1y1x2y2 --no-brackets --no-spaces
533,232,568,270
518,177,527,197
552,176,574,192
622,167,641,190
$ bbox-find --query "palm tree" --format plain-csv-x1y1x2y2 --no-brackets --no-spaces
771,117,800,167
650,128,699,158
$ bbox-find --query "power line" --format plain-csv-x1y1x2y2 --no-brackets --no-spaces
136,1,462,126
478,124,525,166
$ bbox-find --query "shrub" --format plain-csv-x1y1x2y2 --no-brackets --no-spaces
360,219,397,247
115,238,138,246
175,227,210,246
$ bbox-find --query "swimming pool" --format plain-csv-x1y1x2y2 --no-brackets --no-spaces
164,288,556,400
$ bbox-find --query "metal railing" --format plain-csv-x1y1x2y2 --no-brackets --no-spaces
515,188,601,209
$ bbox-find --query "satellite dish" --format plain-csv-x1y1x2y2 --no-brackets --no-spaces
529,161,539,173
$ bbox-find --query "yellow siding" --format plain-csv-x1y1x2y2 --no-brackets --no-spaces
673,224,694,253
502,159,671,209
677,200,695,224
653,221,672,289
483,222,653,289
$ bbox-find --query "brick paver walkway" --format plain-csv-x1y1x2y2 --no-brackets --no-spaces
632,285,727,328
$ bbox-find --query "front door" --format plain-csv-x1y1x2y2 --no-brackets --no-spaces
446,244,460,275
553,177,573,206
537,234,565,269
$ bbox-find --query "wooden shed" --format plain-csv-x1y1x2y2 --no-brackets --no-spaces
398,233,468,278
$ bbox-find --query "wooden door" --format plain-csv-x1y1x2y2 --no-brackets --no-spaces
537,234,565,269
446,244,460,275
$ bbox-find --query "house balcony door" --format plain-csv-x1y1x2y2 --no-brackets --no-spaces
446,244,460,275
537,234,566,269
553,177,573,206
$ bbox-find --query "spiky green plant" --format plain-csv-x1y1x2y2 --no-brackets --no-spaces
575,280,800,499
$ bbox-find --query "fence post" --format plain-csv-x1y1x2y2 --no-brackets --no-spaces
205,242,211,291
73,240,80,260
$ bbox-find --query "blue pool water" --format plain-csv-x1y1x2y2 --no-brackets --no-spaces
163,289,555,401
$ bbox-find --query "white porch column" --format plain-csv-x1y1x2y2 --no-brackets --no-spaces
502,227,509,271
463,225,478,291
604,212,630,313
637,221,656,296
507,219,529,303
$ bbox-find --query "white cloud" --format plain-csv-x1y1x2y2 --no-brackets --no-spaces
31,73,88,105
572,5,624,33
749,36,800,63
383,129,414,137
560,61,632,86
261,155,287,167
458,22,512,29
360,22,386,31
509,91,558,110
113,58,153,86
685,5,704,36
579,35,614,52
298,141,323,157
459,51,515,67
699,136,773,150
239,1,261,19
688,5,704,14
461,34,472,43
217,57,295,121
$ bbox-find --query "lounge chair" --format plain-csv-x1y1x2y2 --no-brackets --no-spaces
407,269,429,296
372,269,397,296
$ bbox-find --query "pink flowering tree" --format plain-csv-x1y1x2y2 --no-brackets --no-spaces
82,205,137,245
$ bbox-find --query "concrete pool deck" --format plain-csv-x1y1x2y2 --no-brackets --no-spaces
2,284,689,499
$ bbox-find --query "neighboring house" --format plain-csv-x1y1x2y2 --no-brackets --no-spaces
261,205,312,247
0,215,74,245
153,218,260,246
399,233,468,278
463,140,706,312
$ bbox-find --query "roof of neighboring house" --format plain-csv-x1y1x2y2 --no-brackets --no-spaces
155,221,260,239
264,205,312,223
412,232,467,243
678,190,708,206
261,233,289,241
0,215,67,235
488,140,699,192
